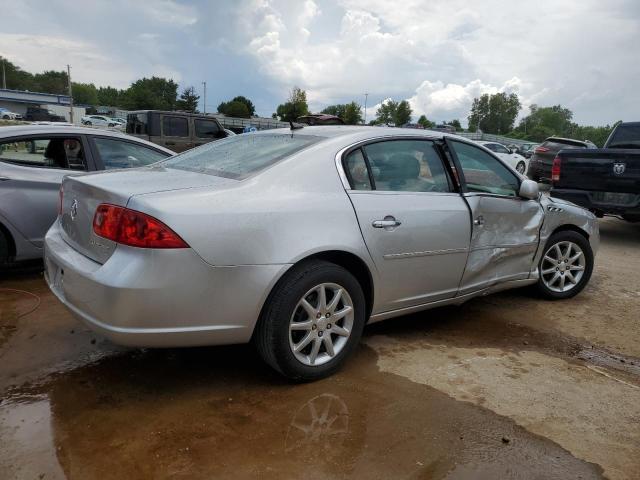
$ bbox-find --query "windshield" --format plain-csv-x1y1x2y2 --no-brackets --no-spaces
607,125,640,148
161,133,321,180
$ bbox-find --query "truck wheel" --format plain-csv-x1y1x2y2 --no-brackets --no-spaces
255,260,366,381
537,231,593,300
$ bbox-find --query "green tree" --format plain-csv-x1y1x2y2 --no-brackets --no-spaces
374,99,412,126
217,100,250,117
447,119,463,131
176,86,200,113
32,70,68,94
122,76,178,110
276,86,309,122
231,96,255,116
0,56,35,91
96,86,122,106
321,101,362,124
468,92,520,134
72,82,98,105
417,115,435,129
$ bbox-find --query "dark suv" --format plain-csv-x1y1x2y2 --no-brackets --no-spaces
25,107,66,122
527,137,596,182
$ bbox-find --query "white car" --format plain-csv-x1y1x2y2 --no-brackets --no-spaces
0,107,22,120
81,115,118,128
476,141,528,174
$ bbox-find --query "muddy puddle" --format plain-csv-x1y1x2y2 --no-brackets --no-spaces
1,344,604,479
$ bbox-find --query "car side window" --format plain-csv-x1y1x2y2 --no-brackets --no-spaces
450,141,519,197
362,140,452,192
493,144,510,154
344,149,372,190
194,119,222,139
93,138,170,169
0,137,86,170
163,116,189,137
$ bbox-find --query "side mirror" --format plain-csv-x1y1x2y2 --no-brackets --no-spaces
519,179,539,200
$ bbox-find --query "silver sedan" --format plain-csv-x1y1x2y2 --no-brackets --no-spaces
44,126,599,380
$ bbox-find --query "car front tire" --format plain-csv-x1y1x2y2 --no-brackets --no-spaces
536,230,594,300
255,260,366,381
0,230,11,265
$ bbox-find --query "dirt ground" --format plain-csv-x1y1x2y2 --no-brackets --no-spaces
1,217,639,479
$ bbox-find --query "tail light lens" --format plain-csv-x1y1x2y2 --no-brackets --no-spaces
58,185,64,215
534,146,550,154
93,204,188,249
551,156,561,182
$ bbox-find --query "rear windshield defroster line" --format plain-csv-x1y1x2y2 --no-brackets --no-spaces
160,133,322,180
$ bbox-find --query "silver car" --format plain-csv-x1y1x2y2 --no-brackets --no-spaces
0,125,174,264
44,126,599,380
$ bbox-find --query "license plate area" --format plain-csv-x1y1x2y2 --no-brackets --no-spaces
592,191,637,206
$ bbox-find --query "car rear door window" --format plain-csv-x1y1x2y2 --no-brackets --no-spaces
344,149,372,190
163,116,189,137
450,141,519,197
361,140,452,192
92,137,170,169
0,137,86,170
194,119,222,139
492,144,510,154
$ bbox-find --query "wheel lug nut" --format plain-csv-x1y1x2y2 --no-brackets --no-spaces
326,313,330,318
316,313,321,319
318,331,323,337
312,324,317,330
327,323,332,329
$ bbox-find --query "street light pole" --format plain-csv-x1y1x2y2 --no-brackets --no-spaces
363,93,368,125
202,81,207,114
67,64,74,124
2,59,6,90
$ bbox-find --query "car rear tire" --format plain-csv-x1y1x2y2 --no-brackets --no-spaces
85,121,92,126
516,161,526,174
536,231,593,300
254,260,366,381
0,230,11,265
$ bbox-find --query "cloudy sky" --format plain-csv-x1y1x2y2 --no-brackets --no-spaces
1,0,639,126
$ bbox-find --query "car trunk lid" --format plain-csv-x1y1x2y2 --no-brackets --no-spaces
59,167,236,264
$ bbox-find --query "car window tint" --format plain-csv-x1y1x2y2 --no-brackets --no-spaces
344,149,372,190
363,140,451,192
93,138,169,169
0,137,86,170
493,144,510,154
483,143,497,152
162,134,321,180
450,141,519,197
163,116,189,137
194,119,221,138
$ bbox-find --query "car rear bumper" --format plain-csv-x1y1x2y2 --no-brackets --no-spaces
44,220,289,347
551,189,640,217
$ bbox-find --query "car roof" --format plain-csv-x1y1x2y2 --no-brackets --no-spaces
0,125,175,154
544,137,589,146
250,125,462,144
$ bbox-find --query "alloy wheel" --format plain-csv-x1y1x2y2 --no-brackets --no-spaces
289,283,354,366
540,240,586,293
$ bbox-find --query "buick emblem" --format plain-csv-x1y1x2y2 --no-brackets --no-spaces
613,162,626,175
70,199,78,220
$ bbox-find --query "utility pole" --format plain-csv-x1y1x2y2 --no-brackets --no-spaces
2,59,6,90
67,64,74,124
202,81,207,114
363,93,368,125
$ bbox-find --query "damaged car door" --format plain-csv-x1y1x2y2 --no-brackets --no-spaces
447,139,544,295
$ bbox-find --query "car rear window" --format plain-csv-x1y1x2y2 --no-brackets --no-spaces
543,140,586,151
161,133,321,180
607,125,640,148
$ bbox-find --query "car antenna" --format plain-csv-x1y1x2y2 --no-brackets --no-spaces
289,121,304,130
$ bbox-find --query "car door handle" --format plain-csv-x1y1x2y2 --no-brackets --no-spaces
372,217,401,229
473,215,485,226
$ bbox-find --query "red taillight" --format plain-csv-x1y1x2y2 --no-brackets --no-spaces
58,185,64,215
535,146,550,154
551,156,561,182
92,204,188,249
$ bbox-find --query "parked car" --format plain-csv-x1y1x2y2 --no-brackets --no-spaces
0,107,22,120
44,126,598,380
0,125,174,265
24,107,66,122
126,110,229,153
550,122,640,222
475,141,528,174
81,115,118,128
527,137,596,182
515,143,538,158
297,114,345,126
